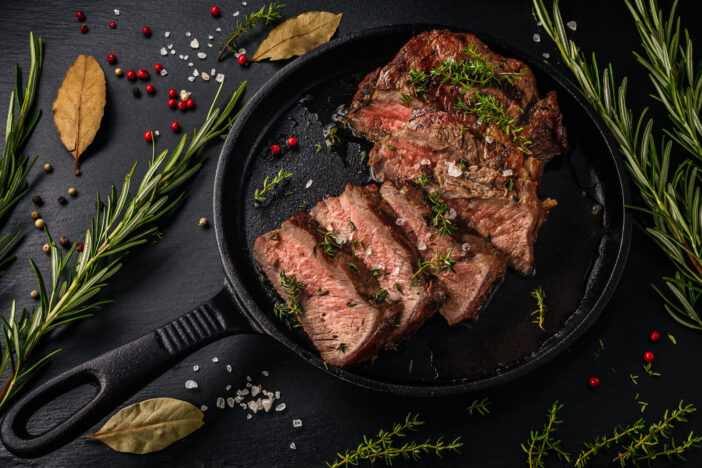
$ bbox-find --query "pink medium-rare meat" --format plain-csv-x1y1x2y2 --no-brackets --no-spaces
310,184,446,343
379,183,507,324
253,213,399,367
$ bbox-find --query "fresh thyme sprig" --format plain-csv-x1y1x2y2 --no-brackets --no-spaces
431,44,522,90
0,80,247,409
272,270,304,321
0,33,43,274
426,192,457,236
216,1,285,61
530,286,547,330
318,229,342,257
575,419,646,467
411,248,457,285
371,288,389,305
467,397,491,416
326,413,462,468
254,168,292,202
614,401,700,464
521,401,571,468
532,0,702,330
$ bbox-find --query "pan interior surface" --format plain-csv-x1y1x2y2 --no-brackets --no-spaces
216,26,629,394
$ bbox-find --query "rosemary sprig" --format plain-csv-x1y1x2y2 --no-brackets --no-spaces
326,413,462,468
532,0,702,330
0,33,43,274
254,168,292,202
216,1,285,61
411,248,456,285
426,192,457,236
530,287,547,330
0,80,246,409
521,401,570,468
467,397,491,416
272,270,304,321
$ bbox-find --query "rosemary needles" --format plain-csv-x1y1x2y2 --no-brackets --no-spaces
217,2,285,61
0,32,43,274
0,80,247,410
326,413,462,467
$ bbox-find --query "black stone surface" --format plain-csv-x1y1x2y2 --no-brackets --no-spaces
0,0,701,466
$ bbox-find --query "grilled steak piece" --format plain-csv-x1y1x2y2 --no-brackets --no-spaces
380,183,507,324
253,213,399,367
310,184,446,343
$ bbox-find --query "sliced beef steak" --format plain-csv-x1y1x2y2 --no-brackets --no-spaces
310,184,446,343
253,213,399,367
380,183,507,324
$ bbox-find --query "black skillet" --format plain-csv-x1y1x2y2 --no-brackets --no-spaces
1,25,631,458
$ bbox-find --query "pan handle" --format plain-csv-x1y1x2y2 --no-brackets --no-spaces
0,288,255,458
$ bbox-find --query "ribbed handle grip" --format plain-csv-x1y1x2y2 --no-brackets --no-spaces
0,289,253,458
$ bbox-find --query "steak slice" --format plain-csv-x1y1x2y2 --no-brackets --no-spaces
380,183,507,324
253,213,399,367
310,184,446,343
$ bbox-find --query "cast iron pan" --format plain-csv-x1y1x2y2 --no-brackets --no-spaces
1,24,630,457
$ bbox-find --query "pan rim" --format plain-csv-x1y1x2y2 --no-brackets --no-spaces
213,24,632,396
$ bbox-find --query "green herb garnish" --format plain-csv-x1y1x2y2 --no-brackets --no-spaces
254,168,292,202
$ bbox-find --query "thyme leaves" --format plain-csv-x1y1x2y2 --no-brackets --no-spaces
254,168,292,202
273,270,304,321
530,287,547,330
426,192,457,236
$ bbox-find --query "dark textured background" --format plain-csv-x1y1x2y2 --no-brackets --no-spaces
1,0,701,466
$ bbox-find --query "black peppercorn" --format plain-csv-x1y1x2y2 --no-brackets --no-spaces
32,195,43,205
132,87,141,98
57,196,67,205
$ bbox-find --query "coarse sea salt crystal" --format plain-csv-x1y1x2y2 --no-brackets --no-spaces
208,43,213,48
193,69,199,77
201,72,210,81
502,169,513,177
179,54,184,59
212,357,219,363
275,402,286,412
395,217,405,226
292,419,302,428
251,386,261,397
233,10,240,16
567,20,577,31
168,43,173,49
247,401,258,413
154,130,160,137
216,397,225,409
186,32,192,37
185,380,198,389
290,442,296,450
417,241,427,251
188,76,195,82
211,68,216,75
170,50,176,55
227,397,236,408
188,62,194,67
226,384,232,391
226,364,232,372
446,208,457,220
190,38,200,49
114,9,120,15
533,33,541,43
262,399,273,412
201,405,208,411
193,365,199,371
305,179,313,189
216,27,222,32
246,376,252,382
420,158,430,165
275,391,281,399
462,242,471,252
247,414,252,420
543,52,550,59
447,161,463,177
198,52,207,59
160,69,168,76
262,370,269,377
165,32,171,38
242,1,247,5
160,47,168,56
241,388,249,396
208,35,214,40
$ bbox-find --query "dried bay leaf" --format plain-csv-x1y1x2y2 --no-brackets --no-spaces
52,55,106,175
83,397,204,454
252,11,342,62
